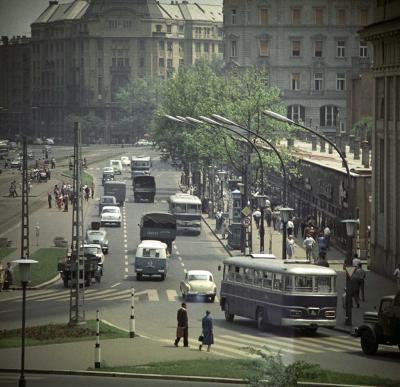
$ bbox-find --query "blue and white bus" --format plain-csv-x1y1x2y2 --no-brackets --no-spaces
220,255,337,332
168,193,202,235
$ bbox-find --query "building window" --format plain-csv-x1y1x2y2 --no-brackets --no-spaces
159,40,165,50
167,59,173,68
260,8,268,25
231,40,237,57
314,40,323,57
336,73,346,91
178,25,184,33
320,105,338,126
195,43,201,53
204,42,209,52
167,25,172,33
156,25,162,33
179,59,184,67
359,41,368,57
314,72,323,91
287,105,305,122
232,9,237,25
291,73,300,90
167,41,173,51
292,8,300,25
219,43,224,54
292,40,300,57
259,39,269,57
314,8,324,25
360,8,369,25
336,9,346,26
336,40,345,57
159,58,165,68
179,42,184,54
140,57,144,68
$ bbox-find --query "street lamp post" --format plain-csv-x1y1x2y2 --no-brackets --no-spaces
218,170,227,212
13,258,38,387
279,207,294,260
255,194,268,253
342,219,359,326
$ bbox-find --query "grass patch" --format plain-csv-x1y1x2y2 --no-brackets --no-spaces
0,320,127,349
62,170,93,187
13,248,66,286
98,359,400,386
0,247,16,259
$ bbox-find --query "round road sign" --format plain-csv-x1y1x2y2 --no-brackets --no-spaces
242,217,251,227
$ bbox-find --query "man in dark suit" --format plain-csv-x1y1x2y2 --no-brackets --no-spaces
174,302,188,347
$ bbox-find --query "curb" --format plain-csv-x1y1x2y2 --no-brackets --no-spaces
201,215,233,257
0,369,380,386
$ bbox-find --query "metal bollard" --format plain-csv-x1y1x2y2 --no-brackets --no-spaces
129,288,135,338
94,309,101,368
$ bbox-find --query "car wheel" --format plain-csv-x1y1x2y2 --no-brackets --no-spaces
256,307,267,331
360,329,378,355
160,274,165,281
210,295,215,303
224,301,234,322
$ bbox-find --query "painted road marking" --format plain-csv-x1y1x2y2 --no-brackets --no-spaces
111,283,120,288
166,289,178,301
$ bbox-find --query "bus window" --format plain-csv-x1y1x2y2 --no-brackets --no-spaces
315,276,332,292
235,266,243,283
228,265,235,281
187,204,200,214
244,268,253,285
262,272,272,288
176,203,186,212
295,276,313,292
284,275,293,291
254,270,263,287
273,274,283,291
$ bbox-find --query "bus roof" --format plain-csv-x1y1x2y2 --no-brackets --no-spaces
137,240,167,249
131,156,151,161
104,181,126,186
169,193,201,205
223,256,336,276
141,212,176,225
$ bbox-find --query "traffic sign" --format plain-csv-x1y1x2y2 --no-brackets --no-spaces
242,206,251,217
242,216,251,227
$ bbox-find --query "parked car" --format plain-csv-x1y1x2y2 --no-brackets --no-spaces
10,158,22,168
44,138,54,145
100,206,121,227
85,229,109,254
121,156,130,167
355,292,400,355
180,270,217,302
134,139,151,147
33,138,43,145
99,195,118,215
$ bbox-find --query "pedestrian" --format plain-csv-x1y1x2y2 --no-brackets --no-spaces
354,263,366,302
393,263,400,290
265,207,272,228
174,302,189,347
0,262,4,291
3,262,13,291
317,233,327,256
316,253,330,267
91,183,95,199
56,194,63,210
4,159,8,168
352,254,361,267
215,210,223,232
84,185,90,201
253,208,261,230
51,157,56,169
199,310,214,352
47,192,52,208
323,225,331,249
349,272,361,308
303,235,316,261
287,218,294,236
286,235,295,259
63,194,69,212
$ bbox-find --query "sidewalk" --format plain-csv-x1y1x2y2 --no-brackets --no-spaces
201,213,398,333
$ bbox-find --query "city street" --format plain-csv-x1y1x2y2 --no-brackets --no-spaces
0,146,399,380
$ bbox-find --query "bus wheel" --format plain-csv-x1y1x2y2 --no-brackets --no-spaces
224,301,234,322
256,308,267,331
306,326,318,334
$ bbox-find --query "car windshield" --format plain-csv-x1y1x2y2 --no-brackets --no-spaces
87,231,104,238
103,208,118,213
189,274,209,281
102,198,115,203
84,247,99,255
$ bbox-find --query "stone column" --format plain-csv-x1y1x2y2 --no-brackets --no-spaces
311,135,317,151
354,138,360,160
362,140,370,168
320,138,326,152
349,134,355,154
328,143,333,154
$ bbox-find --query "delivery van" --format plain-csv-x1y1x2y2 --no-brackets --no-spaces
134,240,168,281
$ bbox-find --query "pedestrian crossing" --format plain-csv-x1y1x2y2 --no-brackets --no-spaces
159,331,361,358
0,288,212,304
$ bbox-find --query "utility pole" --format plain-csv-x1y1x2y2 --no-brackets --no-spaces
69,122,85,325
21,137,29,259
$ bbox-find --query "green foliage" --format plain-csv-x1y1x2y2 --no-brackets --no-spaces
245,347,320,387
115,77,159,140
65,113,106,143
351,116,372,141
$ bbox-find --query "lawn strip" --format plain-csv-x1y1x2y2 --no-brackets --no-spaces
0,320,126,349
0,247,17,259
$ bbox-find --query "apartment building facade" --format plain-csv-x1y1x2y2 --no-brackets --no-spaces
29,0,223,142
223,0,373,137
361,0,400,277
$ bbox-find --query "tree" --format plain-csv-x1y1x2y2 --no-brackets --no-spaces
115,78,159,142
351,116,372,144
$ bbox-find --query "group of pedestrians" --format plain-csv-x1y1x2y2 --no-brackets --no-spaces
8,180,18,197
0,262,13,291
50,183,72,211
174,303,214,352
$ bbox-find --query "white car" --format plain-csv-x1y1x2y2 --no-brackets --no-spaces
100,206,121,227
110,159,122,175
180,270,217,302
121,156,130,167
135,139,151,147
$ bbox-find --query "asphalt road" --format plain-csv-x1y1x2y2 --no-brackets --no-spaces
1,148,399,380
